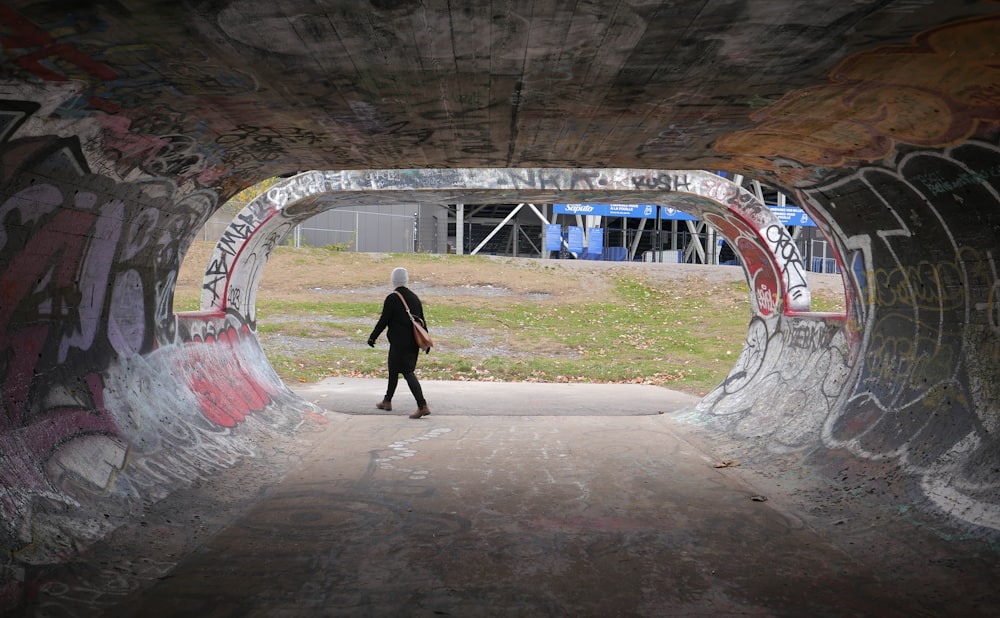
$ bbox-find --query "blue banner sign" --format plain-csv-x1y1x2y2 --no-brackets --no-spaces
660,206,698,221
567,226,584,253
554,202,814,226
545,224,562,251
588,227,604,250
769,205,816,227
555,203,660,219
553,203,599,215
555,203,695,220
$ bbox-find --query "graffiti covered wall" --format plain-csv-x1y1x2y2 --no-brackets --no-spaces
1,0,999,613
0,89,323,613
689,11,1000,533
693,140,1000,531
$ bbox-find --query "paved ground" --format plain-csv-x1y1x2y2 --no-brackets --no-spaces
21,381,999,617
294,377,701,417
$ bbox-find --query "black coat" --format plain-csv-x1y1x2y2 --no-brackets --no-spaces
369,286,427,353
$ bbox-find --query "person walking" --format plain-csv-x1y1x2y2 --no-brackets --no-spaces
367,267,431,419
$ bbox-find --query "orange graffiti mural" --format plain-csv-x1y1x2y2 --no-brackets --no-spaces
717,15,1000,168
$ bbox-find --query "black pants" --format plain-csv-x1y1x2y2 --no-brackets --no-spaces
385,348,426,407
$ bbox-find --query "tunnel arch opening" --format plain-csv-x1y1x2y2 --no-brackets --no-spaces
183,168,851,402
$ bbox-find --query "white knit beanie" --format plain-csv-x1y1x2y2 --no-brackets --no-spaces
391,267,409,287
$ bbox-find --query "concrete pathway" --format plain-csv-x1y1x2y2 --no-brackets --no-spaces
294,377,701,417
88,381,996,617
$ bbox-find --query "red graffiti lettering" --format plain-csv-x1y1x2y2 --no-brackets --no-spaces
181,327,279,427
0,6,118,82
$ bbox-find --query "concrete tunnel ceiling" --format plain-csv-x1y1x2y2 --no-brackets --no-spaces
1,0,1000,609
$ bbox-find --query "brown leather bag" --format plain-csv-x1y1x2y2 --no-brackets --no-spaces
395,291,433,352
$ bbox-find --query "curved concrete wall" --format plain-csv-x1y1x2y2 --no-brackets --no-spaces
0,155,326,612
1,1,999,613
203,169,811,322
699,141,1000,530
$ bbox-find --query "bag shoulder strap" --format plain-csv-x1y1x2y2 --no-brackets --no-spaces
396,290,424,322
395,290,426,328
394,290,411,312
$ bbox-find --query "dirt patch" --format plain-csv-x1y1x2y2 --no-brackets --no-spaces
178,242,618,306
178,241,846,306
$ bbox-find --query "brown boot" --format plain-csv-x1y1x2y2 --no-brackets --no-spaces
409,405,431,419
376,400,392,411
